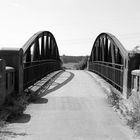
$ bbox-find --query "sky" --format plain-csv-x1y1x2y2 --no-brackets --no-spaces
0,0,140,56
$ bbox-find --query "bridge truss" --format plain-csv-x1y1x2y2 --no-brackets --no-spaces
88,33,128,97
22,31,61,89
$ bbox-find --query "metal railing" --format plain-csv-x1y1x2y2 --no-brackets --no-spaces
24,59,61,89
89,61,124,92
89,33,129,97
22,31,62,89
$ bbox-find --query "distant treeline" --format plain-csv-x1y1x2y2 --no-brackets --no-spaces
60,55,86,63
61,55,89,70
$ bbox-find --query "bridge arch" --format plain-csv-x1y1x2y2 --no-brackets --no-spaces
23,31,60,62
22,31,61,89
89,33,128,98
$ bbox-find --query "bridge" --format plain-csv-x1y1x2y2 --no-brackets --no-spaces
89,33,140,98
0,31,139,139
0,31,61,104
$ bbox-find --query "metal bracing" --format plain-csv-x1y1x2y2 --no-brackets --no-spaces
89,33,128,98
22,31,61,89
41,35,45,60
22,31,60,61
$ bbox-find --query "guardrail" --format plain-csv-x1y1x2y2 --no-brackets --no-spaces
24,60,61,89
89,61,124,92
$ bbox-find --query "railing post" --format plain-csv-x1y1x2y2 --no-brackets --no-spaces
0,59,6,105
131,70,140,91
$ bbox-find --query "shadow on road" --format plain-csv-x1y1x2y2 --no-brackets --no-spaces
39,71,74,97
7,113,31,124
31,97,48,104
0,130,27,138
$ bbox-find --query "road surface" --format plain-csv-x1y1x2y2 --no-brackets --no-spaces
2,70,134,140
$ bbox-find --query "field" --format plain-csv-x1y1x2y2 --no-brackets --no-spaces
62,63,78,70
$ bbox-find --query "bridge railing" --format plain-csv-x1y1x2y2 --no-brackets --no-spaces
88,33,128,98
88,33,140,98
89,61,123,92
24,59,61,89
22,31,61,89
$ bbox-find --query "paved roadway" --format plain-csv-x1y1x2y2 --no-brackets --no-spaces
2,70,134,140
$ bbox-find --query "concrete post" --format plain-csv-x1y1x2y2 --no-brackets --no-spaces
0,59,6,105
0,48,24,94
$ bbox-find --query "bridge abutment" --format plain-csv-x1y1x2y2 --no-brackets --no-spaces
0,48,24,95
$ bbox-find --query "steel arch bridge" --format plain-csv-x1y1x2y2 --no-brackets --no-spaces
0,30,140,105
22,31,61,89
88,33,140,98
0,31,62,95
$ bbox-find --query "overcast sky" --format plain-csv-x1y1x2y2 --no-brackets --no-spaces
0,0,140,55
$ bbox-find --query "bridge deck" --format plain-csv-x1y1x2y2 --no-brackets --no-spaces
2,70,134,140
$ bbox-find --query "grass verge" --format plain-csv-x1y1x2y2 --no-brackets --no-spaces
107,89,140,138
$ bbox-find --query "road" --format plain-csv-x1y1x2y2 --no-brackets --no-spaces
2,70,134,140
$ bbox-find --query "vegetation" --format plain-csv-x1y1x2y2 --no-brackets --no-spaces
61,55,89,70
62,63,77,70
131,46,140,53
0,89,40,124
107,88,140,137
124,91,140,137
107,91,120,109
61,55,85,63
75,56,88,70
0,92,30,122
